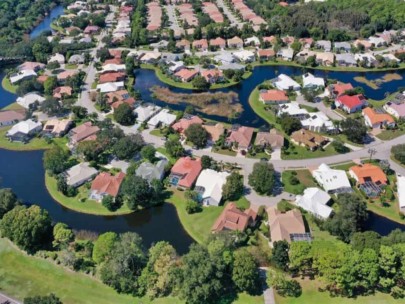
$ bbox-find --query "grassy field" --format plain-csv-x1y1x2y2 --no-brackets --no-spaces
282,170,317,195
64,64,78,70
1,76,18,94
212,148,237,156
2,102,24,111
282,144,338,160
45,174,133,216
376,128,405,141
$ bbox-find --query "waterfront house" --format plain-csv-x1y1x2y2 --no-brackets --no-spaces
10,70,37,84
68,122,100,148
315,52,334,66
328,82,354,98
311,163,352,194
168,61,185,74
384,102,405,119
362,107,395,129
211,203,257,233
354,53,377,67
65,162,98,188
272,74,300,91
16,93,45,109
169,157,202,189
349,163,387,197
43,119,73,137
259,89,289,105
18,62,45,72
134,105,161,123
267,207,309,244
290,129,328,151
90,172,126,202
397,174,405,214
99,72,126,84
201,69,224,84
203,123,225,144
335,53,357,67
295,187,333,219
302,73,325,89
226,125,254,152
0,111,25,127
147,109,177,128
255,129,284,150
96,81,125,93
172,115,203,134
136,159,168,183
6,119,42,142
195,169,230,206
174,69,199,82
335,94,367,113
277,48,294,61
257,49,275,61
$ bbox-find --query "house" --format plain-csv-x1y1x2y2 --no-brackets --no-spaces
272,74,300,91
254,129,284,150
315,40,332,52
259,89,289,105
355,53,377,67
277,48,294,61
6,119,42,142
150,40,169,50
37,75,49,84
101,63,126,73
104,58,122,65
211,202,257,233
335,94,367,113
278,102,308,120
172,115,203,134
139,52,162,64
147,109,177,128
301,111,337,133
48,53,65,64
368,36,386,47
226,126,254,152
18,62,45,72
290,129,328,150
68,54,85,64
68,122,100,147
57,70,78,83
169,157,202,189
195,169,230,206
16,93,45,109
99,72,126,84
382,54,401,63
90,172,126,201
315,52,334,66
334,42,352,53
176,39,191,51
263,36,277,46
136,158,168,183
43,119,73,137
384,102,405,119
349,163,387,186
106,90,137,109
96,81,124,93
233,50,255,63
168,61,185,74
257,49,275,60
210,37,226,50
203,123,225,143
397,174,405,214
302,73,325,89
267,207,308,244
134,105,161,123
65,162,98,188
218,63,245,71
362,107,395,129
295,188,333,219
328,82,354,98
174,69,199,82
227,36,243,49
84,25,100,35
0,110,25,127
354,39,372,50
10,70,37,84
201,69,223,84
335,53,357,67
53,86,73,99
299,37,314,49
311,163,352,194
244,36,260,46
192,39,208,51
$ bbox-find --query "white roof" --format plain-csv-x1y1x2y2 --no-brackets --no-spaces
169,61,185,72
302,73,325,88
140,52,161,62
397,174,405,209
368,36,385,46
278,102,308,117
244,36,260,45
295,187,332,219
382,54,401,62
355,53,376,62
312,163,351,192
301,111,335,131
134,105,162,122
48,53,65,64
277,48,294,59
10,70,37,84
195,169,230,204
233,50,255,61
16,93,45,109
101,64,126,72
148,109,176,127
66,162,98,186
7,119,42,136
96,81,124,93
273,74,301,91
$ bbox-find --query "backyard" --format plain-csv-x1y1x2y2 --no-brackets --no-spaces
282,170,317,195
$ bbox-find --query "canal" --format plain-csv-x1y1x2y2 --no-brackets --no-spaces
30,5,65,39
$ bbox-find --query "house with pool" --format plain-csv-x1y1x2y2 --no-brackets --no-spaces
169,157,202,189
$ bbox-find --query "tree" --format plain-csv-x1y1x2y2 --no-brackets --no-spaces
96,47,111,62
114,103,135,126
121,175,161,210
192,76,210,90
351,231,381,252
266,269,301,297
289,242,313,273
324,193,368,242
44,76,58,96
232,250,260,294
52,223,74,249
92,232,118,264
0,205,52,253
165,135,184,158
138,241,178,299
0,188,19,219
201,155,213,169
185,199,202,214
248,162,275,195
184,123,208,149
99,232,146,294
113,134,145,160
392,144,405,165
222,172,244,201
71,106,88,119
378,245,398,291
40,98,64,116
339,118,367,144
279,114,302,135
272,241,290,270
141,145,156,162
43,146,69,175
24,294,62,304
102,195,121,211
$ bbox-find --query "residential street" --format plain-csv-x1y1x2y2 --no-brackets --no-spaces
215,0,244,28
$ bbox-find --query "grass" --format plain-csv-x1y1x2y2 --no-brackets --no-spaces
45,174,133,216
1,76,18,94
2,102,24,111
376,128,405,140
282,144,338,160
330,162,356,171
212,148,237,157
150,128,165,137
65,64,78,70
366,199,405,224
248,87,282,131
282,170,317,195
246,151,270,159
156,147,176,165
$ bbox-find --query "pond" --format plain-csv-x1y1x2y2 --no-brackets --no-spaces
134,66,405,128
0,149,194,254
29,5,65,39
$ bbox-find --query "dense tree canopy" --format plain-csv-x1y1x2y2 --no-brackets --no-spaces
0,188,19,219
222,172,244,201
43,146,70,175
248,162,275,195
184,123,208,149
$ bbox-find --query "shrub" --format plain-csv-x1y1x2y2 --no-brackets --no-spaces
185,200,202,214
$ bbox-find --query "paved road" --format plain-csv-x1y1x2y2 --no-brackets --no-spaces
373,43,404,55
295,94,343,121
165,5,182,32
0,293,20,304
215,0,244,28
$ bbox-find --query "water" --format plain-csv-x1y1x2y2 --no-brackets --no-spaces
0,149,194,253
29,5,65,39
365,211,405,235
0,71,17,108
134,66,405,128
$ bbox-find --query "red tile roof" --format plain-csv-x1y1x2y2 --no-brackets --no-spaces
99,72,126,83
174,69,199,82
332,82,354,97
336,94,366,110
104,58,122,65
362,107,395,125
350,163,387,185
260,89,288,103
53,86,73,99
91,172,126,198
227,126,254,149
172,116,203,133
211,202,256,232
171,157,202,188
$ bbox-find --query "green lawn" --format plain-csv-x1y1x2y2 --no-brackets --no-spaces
376,128,405,141
156,147,177,165
330,162,356,171
64,64,78,70
212,148,237,156
1,76,17,94
150,128,165,137
45,174,133,216
282,144,338,160
2,102,24,111
248,88,282,131
282,170,317,195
